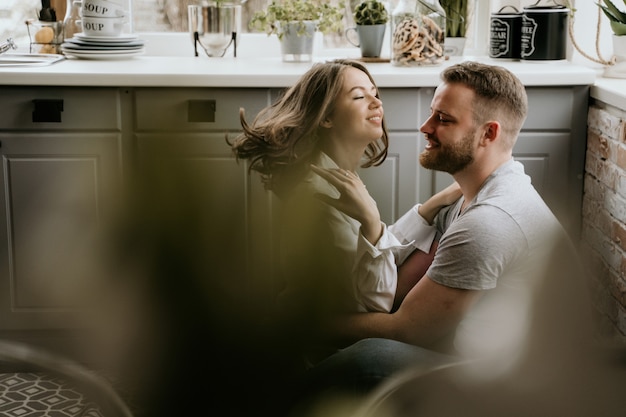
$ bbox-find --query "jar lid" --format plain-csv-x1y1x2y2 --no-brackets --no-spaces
523,5,569,12
495,5,520,13
492,12,522,17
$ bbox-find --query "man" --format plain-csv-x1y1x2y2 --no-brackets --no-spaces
305,61,578,397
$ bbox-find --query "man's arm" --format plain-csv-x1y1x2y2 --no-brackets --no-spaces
333,276,482,350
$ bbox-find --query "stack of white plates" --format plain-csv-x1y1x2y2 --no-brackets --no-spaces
61,33,145,60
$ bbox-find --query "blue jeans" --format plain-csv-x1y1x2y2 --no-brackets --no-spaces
297,338,459,404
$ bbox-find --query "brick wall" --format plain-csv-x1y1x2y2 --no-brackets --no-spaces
583,102,626,345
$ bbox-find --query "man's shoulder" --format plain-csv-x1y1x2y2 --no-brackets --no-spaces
480,160,535,197
478,162,550,217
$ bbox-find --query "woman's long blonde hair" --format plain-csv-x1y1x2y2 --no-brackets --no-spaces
230,59,389,197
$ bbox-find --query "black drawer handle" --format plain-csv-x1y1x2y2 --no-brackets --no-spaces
32,99,64,123
188,99,216,123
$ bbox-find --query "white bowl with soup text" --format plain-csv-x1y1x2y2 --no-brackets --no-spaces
78,16,126,37
75,0,126,18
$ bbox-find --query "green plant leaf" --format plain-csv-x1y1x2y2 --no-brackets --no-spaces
440,0,467,37
599,0,626,23
249,0,344,36
610,20,626,35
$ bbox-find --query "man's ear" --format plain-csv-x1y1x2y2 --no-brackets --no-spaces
480,121,500,145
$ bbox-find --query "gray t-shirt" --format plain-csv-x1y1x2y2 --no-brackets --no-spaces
428,159,568,361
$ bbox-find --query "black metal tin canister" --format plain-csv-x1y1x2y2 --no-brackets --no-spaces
521,4,569,60
489,6,522,59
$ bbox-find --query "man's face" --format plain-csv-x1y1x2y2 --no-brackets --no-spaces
419,83,479,174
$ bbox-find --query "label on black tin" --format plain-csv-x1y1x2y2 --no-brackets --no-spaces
520,15,538,58
490,6,522,59
521,6,568,60
490,18,510,57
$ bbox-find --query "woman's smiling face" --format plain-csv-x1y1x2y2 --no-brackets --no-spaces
323,66,384,147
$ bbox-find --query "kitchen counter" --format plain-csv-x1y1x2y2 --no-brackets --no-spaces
5,28,619,114
0,54,597,88
591,77,626,110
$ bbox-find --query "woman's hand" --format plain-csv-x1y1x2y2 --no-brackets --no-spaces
310,165,383,245
418,182,462,224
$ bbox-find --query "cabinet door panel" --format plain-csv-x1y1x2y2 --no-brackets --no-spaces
0,133,121,329
513,132,571,228
135,133,273,296
525,88,573,130
358,132,420,224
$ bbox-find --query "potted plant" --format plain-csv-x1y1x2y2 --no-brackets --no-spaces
439,0,471,56
349,0,389,58
249,0,344,62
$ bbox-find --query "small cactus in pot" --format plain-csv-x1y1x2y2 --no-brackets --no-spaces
353,0,389,26
348,0,388,57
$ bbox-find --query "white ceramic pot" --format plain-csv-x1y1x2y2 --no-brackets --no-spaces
613,34,626,62
604,35,626,79
444,37,466,56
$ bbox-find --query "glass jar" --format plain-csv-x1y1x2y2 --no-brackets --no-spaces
26,19,64,54
64,0,134,38
391,0,446,66
63,0,80,40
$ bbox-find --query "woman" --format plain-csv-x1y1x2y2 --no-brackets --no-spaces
231,59,457,320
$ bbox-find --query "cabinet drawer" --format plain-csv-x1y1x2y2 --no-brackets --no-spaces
134,88,271,132
525,88,574,130
0,87,121,130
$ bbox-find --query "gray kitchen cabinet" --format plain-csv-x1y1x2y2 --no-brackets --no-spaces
0,85,276,334
0,87,122,331
0,83,589,339
132,87,276,301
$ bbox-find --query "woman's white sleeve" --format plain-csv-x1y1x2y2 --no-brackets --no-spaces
351,204,438,312
389,204,438,264
352,223,404,312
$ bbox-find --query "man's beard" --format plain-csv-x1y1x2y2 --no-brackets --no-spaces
419,131,476,174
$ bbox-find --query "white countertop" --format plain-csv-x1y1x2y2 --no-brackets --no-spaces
0,31,612,102
591,77,626,110
0,54,597,88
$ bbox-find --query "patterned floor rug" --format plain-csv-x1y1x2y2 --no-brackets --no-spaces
0,372,104,417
